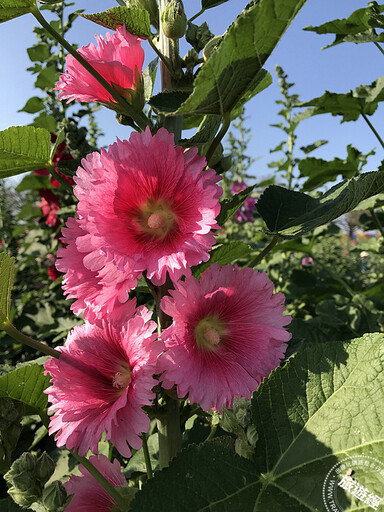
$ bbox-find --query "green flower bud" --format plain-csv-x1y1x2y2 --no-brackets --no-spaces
161,0,187,40
203,35,222,61
36,452,55,486
42,481,68,512
0,398,24,430
7,486,40,509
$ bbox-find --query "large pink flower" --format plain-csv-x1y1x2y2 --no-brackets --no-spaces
55,25,144,108
64,454,126,512
159,264,291,412
44,305,161,457
56,127,222,320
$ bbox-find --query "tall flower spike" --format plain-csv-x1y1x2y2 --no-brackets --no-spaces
159,264,292,412
55,25,144,111
44,305,162,457
56,127,222,320
64,455,127,512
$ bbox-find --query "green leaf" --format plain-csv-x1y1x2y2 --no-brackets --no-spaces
0,0,36,23
192,241,252,280
179,115,221,147
257,171,384,239
0,126,52,179
299,75,384,122
150,91,190,114
161,0,305,116
15,173,52,192
217,185,255,226
0,364,50,425
201,0,229,9
18,96,45,114
27,43,50,62
131,333,384,511
32,113,57,132
143,58,158,102
299,145,374,191
81,6,151,38
0,497,23,511
34,65,60,90
303,2,384,49
299,139,328,154
0,253,15,323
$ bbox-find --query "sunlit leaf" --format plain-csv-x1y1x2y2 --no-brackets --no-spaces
0,253,15,322
81,6,151,38
0,0,36,23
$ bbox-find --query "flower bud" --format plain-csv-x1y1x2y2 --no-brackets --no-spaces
42,481,68,512
203,35,223,61
161,0,187,40
36,452,55,485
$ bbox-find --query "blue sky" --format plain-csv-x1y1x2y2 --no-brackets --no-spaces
1,0,383,184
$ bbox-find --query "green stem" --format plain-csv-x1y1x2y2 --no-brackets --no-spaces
71,451,126,509
1,320,60,358
206,112,231,166
48,164,73,192
188,8,205,23
206,423,217,442
361,112,384,151
157,397,182,469
249,234,280,267
374,41,384,57
31,8,150,131
142,433,153,479
148,37,177,80
370,207,384,237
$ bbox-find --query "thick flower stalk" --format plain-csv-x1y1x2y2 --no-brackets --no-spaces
56,127,222,321
159,264,291,412
44,305,162,457
64,455,126,512
55,25,145,111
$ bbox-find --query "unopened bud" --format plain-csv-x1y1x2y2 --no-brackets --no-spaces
42,481,68,512
161,0,187,40
203,35,223,61
36,452,55,485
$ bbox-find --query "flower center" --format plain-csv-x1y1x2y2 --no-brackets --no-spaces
112,365,131,393
138,201,175,239
195,316,226,352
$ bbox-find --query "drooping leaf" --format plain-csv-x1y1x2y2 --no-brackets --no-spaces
192,241,252,279
0,0,36,23
0,253,15,322
299,75,384,122
143,58,158,102
298,145,374,191
18,96,45,114
0,126,52,179
257,171,384,239
217,185,255,226
154,0,305,116
304,1,384,49
131,333,384,511
0,364,51,425
81,6,151,38
300,139,328,154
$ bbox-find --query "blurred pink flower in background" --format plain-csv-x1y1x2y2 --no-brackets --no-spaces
55,25,144,109
44,305,161,457
64,454,126,512
57,127,222,320
230,180,247,194
301,256,314,266
159,264,291,411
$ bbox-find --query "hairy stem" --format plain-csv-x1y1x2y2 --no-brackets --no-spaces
189,8,205,23
32,7,150,131
142,433,154,479
1,320,60,358
249,234,280,267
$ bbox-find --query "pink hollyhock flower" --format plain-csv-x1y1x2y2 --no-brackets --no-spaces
64,455,126,512
44,305,161,457
159,264,291,412
39,189,60,227
55,25,144,110
56,128,222,320
301,256,314,266
231,180,247,195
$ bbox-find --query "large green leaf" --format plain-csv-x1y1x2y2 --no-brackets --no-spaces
81,6,151,37
0,253,15,323
217,185,255,226
0,497,23,511
0,0,36,23
256,171,384,239
299,145,374,191
304,1,384,49
153,0,305,116
0,126,52,179
131,333,384,511
0,364,50,426
299,75,384,122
